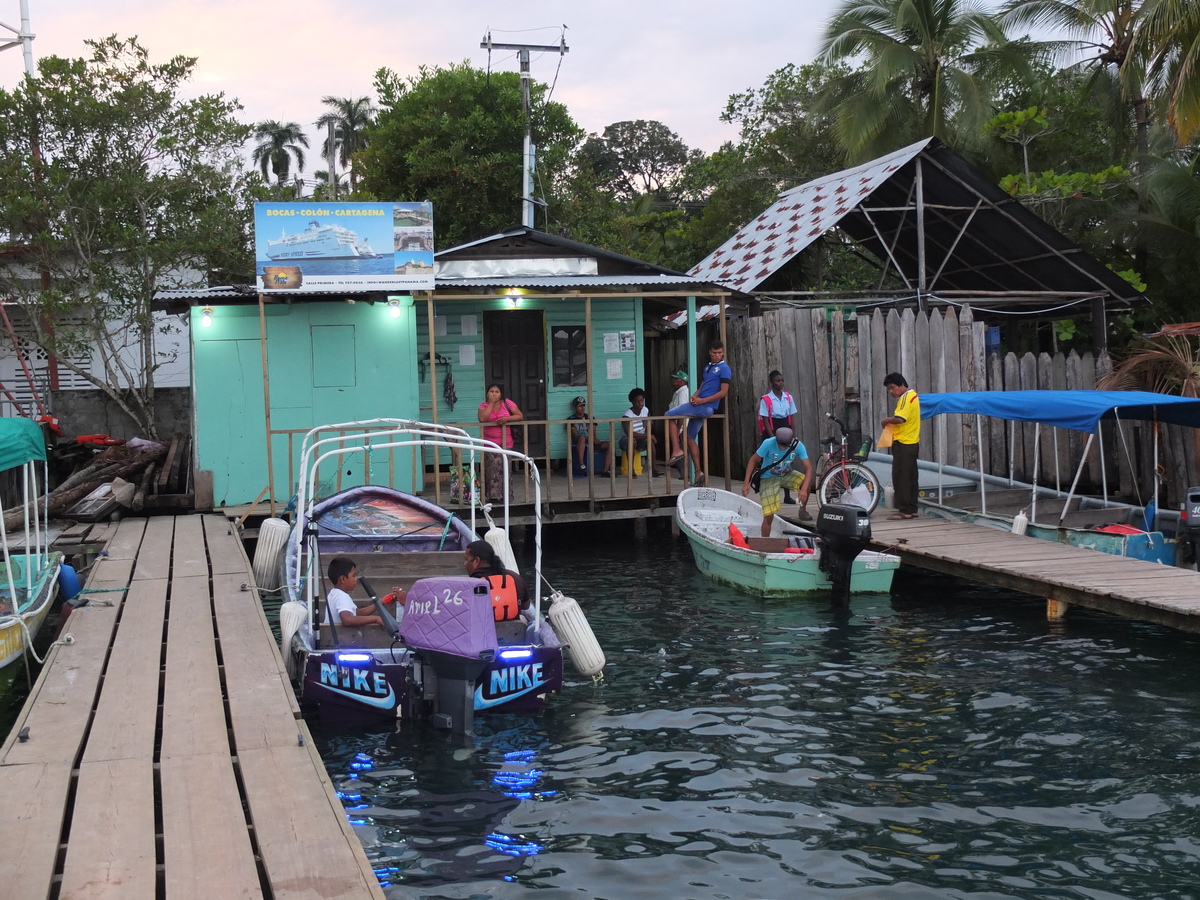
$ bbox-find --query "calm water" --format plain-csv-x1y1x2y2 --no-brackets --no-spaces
313,526,1200,900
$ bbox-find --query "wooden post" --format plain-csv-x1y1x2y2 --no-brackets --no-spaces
1047,598,1069,622
257,293,277,517
586,296,595,508
720,291,731,490
426,293,438,505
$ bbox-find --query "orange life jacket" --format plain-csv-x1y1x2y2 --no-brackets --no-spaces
486,573,520,621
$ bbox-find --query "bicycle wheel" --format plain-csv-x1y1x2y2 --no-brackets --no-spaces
817,462,882,513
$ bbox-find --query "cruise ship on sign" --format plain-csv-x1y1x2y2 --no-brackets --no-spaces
266,220,381,260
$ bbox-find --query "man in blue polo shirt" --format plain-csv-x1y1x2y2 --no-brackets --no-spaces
666,340,732,486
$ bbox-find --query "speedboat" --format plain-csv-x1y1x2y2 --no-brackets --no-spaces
676,487,899,597
272,420,604,732
0,418,62,670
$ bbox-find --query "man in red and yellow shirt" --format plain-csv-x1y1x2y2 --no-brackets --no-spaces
881,373,920,519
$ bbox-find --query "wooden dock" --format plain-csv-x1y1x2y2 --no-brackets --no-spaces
869,514,1200,633
0,515,384,900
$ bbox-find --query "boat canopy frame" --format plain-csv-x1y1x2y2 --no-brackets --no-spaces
288,419,545,622
0,417,50,623
919,390,1200,528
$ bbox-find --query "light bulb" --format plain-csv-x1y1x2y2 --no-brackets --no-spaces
201,306,213,328
388,299,401,318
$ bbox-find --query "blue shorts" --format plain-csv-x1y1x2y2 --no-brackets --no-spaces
666,402,715,440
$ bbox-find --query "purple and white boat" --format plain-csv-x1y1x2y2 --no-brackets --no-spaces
277,420,600,732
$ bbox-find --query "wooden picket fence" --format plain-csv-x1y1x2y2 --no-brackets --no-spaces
727,305,1198,507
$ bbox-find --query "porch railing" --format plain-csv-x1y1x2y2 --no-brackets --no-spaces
267,414,730,512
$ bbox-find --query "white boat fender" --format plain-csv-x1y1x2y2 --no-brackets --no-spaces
253,517,292,593
546,591,605,678
1011,508,1028,536
278,601,308,680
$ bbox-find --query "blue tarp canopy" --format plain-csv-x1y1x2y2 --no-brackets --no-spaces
920,390,1200,434
0,417,46,472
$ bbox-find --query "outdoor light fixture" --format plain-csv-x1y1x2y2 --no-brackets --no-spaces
506,290,522,308
200,306,213,328
388,298,402,318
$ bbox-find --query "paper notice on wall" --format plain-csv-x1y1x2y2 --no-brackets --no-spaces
620,330,635,352
460,315,477,336
606,358,622,379
433,315,447,336
603,332,619,353
459,344,475,366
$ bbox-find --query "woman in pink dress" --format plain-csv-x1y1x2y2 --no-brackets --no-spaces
477,383,523,502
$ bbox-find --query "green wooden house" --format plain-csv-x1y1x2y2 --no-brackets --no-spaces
176,228,730,508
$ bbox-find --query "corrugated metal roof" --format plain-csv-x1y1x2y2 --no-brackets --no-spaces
688,138,1141,306
689,141,928,293
436,274,707,289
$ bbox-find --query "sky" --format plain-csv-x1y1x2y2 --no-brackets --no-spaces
0,0,848,173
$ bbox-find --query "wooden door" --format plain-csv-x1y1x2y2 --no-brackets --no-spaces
483,310,546,457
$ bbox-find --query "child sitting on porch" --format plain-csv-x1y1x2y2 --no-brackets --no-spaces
619,388,655,476
568,396,609,476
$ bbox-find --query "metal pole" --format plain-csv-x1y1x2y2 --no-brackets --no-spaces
519,49,533,228
976,414,987,516
1061,433,1093,525
327,119,338,201
1031,423,1040,524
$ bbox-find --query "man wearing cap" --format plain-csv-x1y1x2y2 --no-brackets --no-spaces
741,426,813,537
664,368,690,474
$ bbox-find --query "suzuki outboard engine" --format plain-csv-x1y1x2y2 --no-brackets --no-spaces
400,577,497,735
816,504,872,605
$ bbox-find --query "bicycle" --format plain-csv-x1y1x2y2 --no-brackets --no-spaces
814,412,882,513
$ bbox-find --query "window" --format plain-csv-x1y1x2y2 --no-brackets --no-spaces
552,326,588,387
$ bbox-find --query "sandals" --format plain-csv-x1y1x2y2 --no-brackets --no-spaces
666,453,685,466
691,471,707,486
887,512,917,520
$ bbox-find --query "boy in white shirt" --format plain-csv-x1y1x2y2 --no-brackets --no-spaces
619,388,654,476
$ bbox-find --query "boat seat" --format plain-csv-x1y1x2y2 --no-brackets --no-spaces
495,618,528,645
339,550,464,590
1060,507,1133,529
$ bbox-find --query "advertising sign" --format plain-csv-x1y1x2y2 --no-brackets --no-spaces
254,201,434,292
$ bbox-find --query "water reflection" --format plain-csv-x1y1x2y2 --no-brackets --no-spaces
315,525,1200,899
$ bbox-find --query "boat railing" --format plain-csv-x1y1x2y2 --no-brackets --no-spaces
290,424,545,617
0,454,50,615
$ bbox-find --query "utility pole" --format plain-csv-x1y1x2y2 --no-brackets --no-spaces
0,0,35,76
327,119,339,201
480,31,568,229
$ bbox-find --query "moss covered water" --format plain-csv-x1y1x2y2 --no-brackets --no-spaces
313,527,1200,899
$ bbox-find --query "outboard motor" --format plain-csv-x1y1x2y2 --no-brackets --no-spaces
1181,486,1200,566
400,577,497,735
816,504,872,605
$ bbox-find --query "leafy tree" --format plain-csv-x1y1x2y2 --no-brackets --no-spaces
355,62,582,247
0,36,251,437
577,120,700,202
315,95,376,189
251,119,309,188
819,0,1035,161
1001,0,1153,155
1138,0,1200,144
986,106,1053,186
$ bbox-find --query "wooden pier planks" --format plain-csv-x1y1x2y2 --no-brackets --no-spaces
2,513,385,899
870,514,1200,632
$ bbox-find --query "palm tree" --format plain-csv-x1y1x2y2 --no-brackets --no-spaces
1137,0,1200,145
250,120,309,187
819,0,1031,162
1001,0,1152,155
315,96,376,189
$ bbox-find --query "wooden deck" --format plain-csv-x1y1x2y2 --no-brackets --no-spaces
0,515,384,900
869,513,1200,632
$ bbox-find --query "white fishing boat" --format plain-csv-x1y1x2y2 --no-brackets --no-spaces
0,418,62,670
676,487,899,597
272,419,604,732
266,220,381,260
916,390,1200,566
